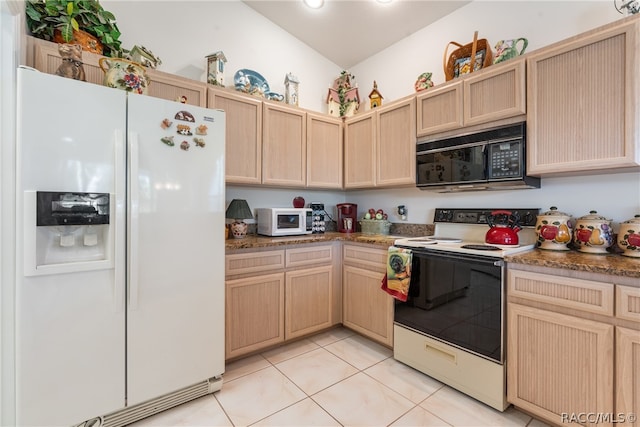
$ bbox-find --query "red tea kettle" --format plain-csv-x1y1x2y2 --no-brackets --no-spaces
485,210,521,246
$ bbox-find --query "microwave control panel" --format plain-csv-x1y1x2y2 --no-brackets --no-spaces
487,141,521,178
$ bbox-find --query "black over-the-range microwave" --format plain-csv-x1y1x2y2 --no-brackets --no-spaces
416,122,540,192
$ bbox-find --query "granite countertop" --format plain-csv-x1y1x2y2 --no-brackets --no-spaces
505,249,640,279
225,231,400,251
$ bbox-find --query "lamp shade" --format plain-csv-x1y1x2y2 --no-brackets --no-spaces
225,199,253,220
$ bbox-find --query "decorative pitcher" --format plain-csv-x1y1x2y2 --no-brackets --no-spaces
494,38,528,64
99,57,150,95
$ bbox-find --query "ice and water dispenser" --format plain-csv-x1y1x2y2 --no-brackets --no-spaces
28,191,112,274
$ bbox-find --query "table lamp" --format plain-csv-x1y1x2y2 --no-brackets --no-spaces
226,199,253,238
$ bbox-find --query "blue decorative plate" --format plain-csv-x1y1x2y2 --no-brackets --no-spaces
234,69,283,101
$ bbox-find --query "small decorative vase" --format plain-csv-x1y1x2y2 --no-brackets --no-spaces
414,72,434,92
494,38,528,64
99,57,150,95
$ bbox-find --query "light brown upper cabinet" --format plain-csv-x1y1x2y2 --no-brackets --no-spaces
262,102,307,187
207,87,263,185
526,15,640,176
344,97,416,189
306,113,343,189
29,37,207,107
417,58,526,138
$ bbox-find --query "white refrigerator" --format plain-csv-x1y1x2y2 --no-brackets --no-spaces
14,67,225,427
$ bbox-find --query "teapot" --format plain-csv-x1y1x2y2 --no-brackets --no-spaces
494,38,528,64
573,210,613,254
99,57,150,95
535,206,573,251
618,214,640,257
485,210,521,246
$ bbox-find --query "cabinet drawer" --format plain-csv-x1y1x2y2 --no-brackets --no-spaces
616,284,640,322
286,245,333,268
508,269,614,316
225,250,285,277
342,244,387,272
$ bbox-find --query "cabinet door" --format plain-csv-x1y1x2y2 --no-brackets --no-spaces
527,19,640,175
342,265,393,347
306,113,343,189
507,303,614,426
225,272,285,359
285,265,333,340
617,326,640,427
416,82,463,137
344,112,376,189
146,68,207,106
208,88,263,184
262,103,306,186
376,98,416,187
463,58,526,126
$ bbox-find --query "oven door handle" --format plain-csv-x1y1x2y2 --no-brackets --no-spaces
410,249,504,267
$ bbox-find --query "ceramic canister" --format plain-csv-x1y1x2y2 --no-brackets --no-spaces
535,206,573,250
573,210,614,254
618,214,640,257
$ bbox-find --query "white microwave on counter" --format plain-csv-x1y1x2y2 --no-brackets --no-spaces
256,208,313,236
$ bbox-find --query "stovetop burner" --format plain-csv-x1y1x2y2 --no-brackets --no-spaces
460,244,500,251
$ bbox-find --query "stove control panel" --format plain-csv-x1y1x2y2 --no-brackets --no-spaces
434,208,539,227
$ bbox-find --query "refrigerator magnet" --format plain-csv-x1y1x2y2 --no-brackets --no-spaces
180,141,190,151
161,118,173,129
175,111,195,122
196,124,208,135
161,136,175,146
177,124,192,135
194,137,206,148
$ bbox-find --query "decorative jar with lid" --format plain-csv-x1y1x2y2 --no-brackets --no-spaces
572,210,613,254
618,214,640,257
535,206,573,250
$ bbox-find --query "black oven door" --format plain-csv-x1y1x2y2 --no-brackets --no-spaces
394,249,505,363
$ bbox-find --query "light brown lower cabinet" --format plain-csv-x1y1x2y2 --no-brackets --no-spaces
342,245,393,347
225,272,285,360
225,244,338,360
507,268,640,427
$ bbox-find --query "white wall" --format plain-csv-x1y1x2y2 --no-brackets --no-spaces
103,0,342,112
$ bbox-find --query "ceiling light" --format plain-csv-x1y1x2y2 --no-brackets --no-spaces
303,0,324,9
376,0,393,3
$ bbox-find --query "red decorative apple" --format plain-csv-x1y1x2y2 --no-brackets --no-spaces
627,233,640,246
575,228,592,243
539,225,558,240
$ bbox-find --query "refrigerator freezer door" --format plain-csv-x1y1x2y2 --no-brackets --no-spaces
126,95,225,405
15,68,127,425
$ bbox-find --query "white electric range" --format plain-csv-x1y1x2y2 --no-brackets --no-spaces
392,208,539,412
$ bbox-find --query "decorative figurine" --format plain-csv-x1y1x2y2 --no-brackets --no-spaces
326,70,360,118
126,45,162,69
284,72,300,106
55,44,86,82
414,72,434,92
368,81,383,108
206,51,227,86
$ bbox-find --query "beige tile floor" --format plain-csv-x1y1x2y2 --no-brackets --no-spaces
130,327,550,427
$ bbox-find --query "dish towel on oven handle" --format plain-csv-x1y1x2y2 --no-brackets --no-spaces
381,246,412,301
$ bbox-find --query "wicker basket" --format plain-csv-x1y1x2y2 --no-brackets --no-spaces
359,219,391,235
443,31,493,81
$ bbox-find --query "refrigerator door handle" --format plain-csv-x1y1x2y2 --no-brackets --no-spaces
128,133,140,310
114,130,126,312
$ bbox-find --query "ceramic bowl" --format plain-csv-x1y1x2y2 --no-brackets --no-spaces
618,214,640,257
535,206,573,251
572,210,613,254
